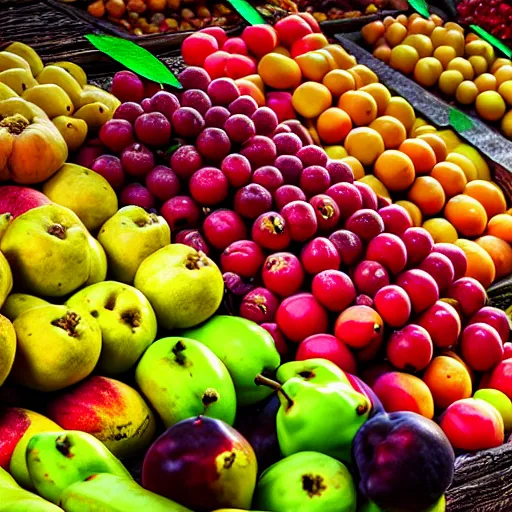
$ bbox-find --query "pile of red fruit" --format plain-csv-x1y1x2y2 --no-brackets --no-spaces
457,0,512,43
76,21,512,451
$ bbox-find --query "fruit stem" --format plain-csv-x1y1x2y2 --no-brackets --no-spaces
254,373,293,408
47,223,67,239
0,114,29,134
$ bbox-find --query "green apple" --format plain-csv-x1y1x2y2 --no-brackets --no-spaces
254,451,357,512
12,304,101,391
85,236,107,285
0,251,12,309
135,337,236,428
0,204,91,297
97,206,170,284
42,163,118,232
183,316,281,406
134,244,223,330
66,281,157,375
474,388,512,430
1,293,49,321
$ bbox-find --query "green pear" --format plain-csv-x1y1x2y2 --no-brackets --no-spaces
254,451,357,512
277,358,352,387
0,213,13,242
0,314,16,386
135,244,224,330
26,430,132,504
135,337,237,428
43,163,118,232
66,281,157,375
274,377,370,463
0,251,13,309
183,316,281,406
0,468,63,512
97,206,170,284
85,235,107,285
0,204,91,297
12,305,101,391
60,473,193,512
1,293,49,321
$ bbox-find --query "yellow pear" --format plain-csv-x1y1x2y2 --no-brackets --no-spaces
73,102,112,132
36,65,82,107
23,84,74,119
0,314,15,386
5,42,44,76
52,116,88,151
1,293,49,322
43,163,118,232
0,252,13,309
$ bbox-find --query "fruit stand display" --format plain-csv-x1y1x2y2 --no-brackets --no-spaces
1,1,512,512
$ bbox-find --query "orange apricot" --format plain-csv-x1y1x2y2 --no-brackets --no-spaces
399,138,437,174
374,150,415,192
463,180,507,219
430,161,467,197
316,107,352,145
369,115,407,149
476,235,512,279
408,176,446,216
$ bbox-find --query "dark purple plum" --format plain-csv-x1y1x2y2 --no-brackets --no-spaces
354,411,455,510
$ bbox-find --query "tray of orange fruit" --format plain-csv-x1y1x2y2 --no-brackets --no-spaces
356,12,512,148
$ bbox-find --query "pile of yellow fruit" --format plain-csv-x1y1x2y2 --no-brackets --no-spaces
362,13,512,138
0,42,120,151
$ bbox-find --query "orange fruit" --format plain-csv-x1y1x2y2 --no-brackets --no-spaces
323,45,357,70
423,356,472,409
257,53,302,90
502,110,512,138
374,150,415,192
444,194,488,237
316,107,353,145
463,180,507,219
408,176,446,216
431,27,448,49
396,200,423,226
341,156,365,180
445,22,464,34
413,125,437,136
447,57,475,80
403,34,434,58
455,80,479,105
498,80,512,106
344,127,385,166
430,14,444,27
359,83,391,116
385,22,408,47
491,58,512,74
362,20,386,45
494,65,512,86
439,69,465,96
430,161,467,197
338,90,378,126
383,16,395,28
349,64,379,87
389,44,419,75
384,97,416,134
414,57,443,87
369,115,407,149
474,73,497,92
359,175,391,199
475,235,512,279
468,55,488,76
455,238,496,288
396,14,408,26
475,91,506,121
433,45,457,69
487,214,512,242
408,17,435,36
399,138,437,174
444,29,465,57
374,44,392,63
422,218,459,243
292,82,332,118
445,152,478,182
322,69,356,97
417,133,448,162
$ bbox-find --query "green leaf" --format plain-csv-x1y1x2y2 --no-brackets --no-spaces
85,34,182,88
449,108,473,132
408,0,429,18
470,25,512,59
226,0,266,25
